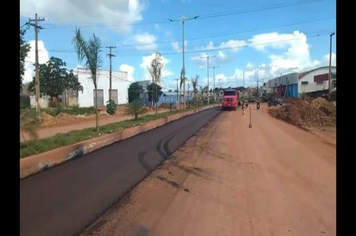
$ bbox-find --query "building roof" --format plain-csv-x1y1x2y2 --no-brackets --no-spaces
298,66,336,80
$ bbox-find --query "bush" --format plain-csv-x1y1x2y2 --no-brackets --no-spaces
20,95,31,109
106,99,117,115
125,99,147,120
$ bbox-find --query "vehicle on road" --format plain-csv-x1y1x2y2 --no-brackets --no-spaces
256,100,260,110
222,88,238,111
268,97,283,107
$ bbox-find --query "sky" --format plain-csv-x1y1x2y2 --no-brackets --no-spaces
20,0,336,91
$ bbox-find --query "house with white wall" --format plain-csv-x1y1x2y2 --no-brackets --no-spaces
298,66,336,97
266,66,336,98
76,67,130,107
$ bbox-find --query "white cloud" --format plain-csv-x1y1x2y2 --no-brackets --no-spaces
119,64,135,82
191,39,246,67
195,40,247,52
20,0,146,34
191,51,234,68
171,40,187,53
23,40,50,84
140,53,174,81
133,32,157,51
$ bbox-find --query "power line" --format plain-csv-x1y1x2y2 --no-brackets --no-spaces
41,30,332,57
91,16,332,50
39,0,327,29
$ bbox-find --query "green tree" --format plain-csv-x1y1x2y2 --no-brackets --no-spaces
20,28,30,92
128,82,144,102
72,27,103,132
125,99,147,120
28,57,83,106
180,68,188,100
191,75,199,102
147,83,163,104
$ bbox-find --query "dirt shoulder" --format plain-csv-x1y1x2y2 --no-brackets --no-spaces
82,104,336,236
20,108,170,142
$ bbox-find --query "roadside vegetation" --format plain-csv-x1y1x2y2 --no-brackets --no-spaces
20,102,216,159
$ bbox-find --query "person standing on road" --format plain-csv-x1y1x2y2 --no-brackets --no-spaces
242,100,246,115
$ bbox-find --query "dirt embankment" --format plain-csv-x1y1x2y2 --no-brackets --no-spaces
269,97,336,129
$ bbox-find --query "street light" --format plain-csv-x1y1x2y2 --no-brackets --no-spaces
169,15,199,110
201,55,216,104
329,32,335,94
209,65,220,102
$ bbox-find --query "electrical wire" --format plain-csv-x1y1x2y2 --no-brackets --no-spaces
39,0,328,29
39,30,333,57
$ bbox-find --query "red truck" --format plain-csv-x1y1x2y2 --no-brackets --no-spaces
221,88,238,111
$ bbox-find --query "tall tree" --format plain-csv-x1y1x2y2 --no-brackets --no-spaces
179,68,188,97
147,52,164,108
28,57,83,105
128,82,144,102
72,27,103,132
191,75,199,102
20,28,30,92
147,83,163,104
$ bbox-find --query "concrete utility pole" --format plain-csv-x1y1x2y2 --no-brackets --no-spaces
169,16,199,110
329,32,335,94
209,65,220,102
28,13,45,118
201,55,215,104
106,46,116,101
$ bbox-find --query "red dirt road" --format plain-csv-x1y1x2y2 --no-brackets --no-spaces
82,104,336,236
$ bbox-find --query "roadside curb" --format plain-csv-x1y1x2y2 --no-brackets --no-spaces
20,104,219,179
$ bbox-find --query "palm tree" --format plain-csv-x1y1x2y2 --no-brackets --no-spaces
191,75,199,103
180,68,188,109
72,27,103,132
147,52,164,113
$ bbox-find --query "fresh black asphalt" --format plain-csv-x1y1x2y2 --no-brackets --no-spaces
20,107,221,236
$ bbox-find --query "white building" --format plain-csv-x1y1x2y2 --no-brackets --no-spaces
298,66,336,96
266,66,336,98
76,67,130,107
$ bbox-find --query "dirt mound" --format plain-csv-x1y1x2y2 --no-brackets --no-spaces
310,97,336,116
99,110,110,116
39,112,56,126
55,113,77,123
269,97,336,128
158,103,169,109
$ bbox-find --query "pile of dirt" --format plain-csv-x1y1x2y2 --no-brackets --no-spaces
269,97,336,128
55,113,77,123
99,110,110,116
40,112,56,126
158,103,169,109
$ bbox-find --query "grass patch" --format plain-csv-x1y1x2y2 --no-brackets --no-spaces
20,105,212,159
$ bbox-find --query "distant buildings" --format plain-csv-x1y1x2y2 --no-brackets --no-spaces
266,66,336,98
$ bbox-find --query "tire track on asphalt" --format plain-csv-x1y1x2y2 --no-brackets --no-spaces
20,107,221,236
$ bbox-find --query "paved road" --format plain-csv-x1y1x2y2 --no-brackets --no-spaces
20,107,221,236
82,103,336,236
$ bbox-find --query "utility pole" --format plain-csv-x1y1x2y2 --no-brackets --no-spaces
209,65,220,102
28,13,45,118
201,55,215,104
106,46,116,101
169,16,199,110
329,32,335,94
175,78,179,106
